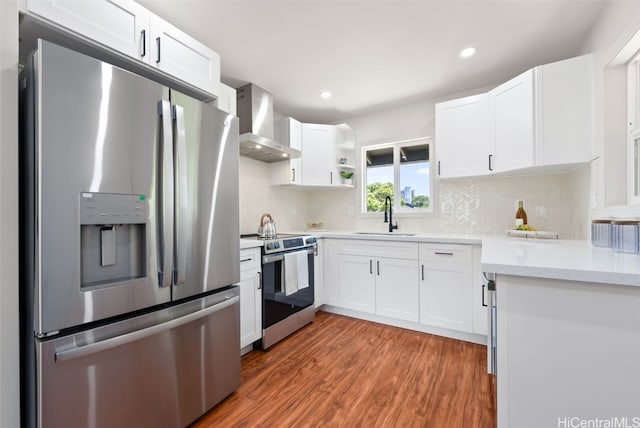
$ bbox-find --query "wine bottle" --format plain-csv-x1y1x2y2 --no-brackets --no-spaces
515,200,528,226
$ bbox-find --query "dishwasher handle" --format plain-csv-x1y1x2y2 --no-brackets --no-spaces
55,296,239,363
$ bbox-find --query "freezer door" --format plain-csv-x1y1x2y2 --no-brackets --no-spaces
170,90,240,300
37,288,240,428
27,40,173,334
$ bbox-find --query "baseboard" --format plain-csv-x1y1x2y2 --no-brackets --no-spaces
318,305,487,345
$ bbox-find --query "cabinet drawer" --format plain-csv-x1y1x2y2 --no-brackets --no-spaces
339,240,418,260
239,248,261,272
419,243,471,264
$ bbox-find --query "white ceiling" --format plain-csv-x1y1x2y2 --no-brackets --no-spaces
139,0,607,123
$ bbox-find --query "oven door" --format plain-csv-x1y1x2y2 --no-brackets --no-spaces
261,247,315,329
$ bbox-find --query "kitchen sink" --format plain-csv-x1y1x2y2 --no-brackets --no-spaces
354,232,416,236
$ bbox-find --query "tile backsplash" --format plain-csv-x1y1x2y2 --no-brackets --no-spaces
307,172,579,238
437,174,570,236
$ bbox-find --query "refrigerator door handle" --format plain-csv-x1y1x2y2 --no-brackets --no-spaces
158,100,174,288
54,295,239,363
173,104,188,286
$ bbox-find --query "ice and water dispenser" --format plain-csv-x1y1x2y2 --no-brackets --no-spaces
80,192,147,288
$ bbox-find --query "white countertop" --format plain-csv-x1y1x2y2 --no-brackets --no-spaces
481,237,640,287
240,238,263,250
314,231,484,245
239,232,640,286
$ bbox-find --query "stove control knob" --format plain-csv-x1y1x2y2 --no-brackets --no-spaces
305,237,316,244
275,242,281,249
266,243,273,250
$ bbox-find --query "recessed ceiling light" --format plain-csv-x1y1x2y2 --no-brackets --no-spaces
320,91,332,99
255,144,262,149
282,153,289,158
460,47,476,58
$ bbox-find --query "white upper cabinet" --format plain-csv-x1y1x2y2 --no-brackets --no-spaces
270,121,354,188
435,54,593,178
301,123,336,186
533,54,593,167
270,117,303,185
25,0,150,62
23,0,221,98
492,69,535,173
436,93,493,178
217,83,236,116
148,13,220,98
491,54,593,173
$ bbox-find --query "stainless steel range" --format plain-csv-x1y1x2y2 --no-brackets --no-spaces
241,233,317,349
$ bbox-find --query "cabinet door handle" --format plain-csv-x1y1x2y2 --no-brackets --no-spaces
257,271,262,290
377,260,380,276
330,171,333,184
434,252,454,256
438,160,441,176
240,257,253,263
292,168,296,182
369,259,373,275
156,37,161,63
488,154,493,171
421,264,424,281
482,283,487,307
140,29,146,58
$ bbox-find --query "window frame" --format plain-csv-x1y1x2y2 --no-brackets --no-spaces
627,55,640,204
360,137,436,216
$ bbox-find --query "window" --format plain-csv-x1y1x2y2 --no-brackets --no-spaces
362,137,433,213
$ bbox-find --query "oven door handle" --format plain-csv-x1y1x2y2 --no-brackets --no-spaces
262,247,315,264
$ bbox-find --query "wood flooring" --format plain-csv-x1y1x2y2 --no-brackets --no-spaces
192,311,496,428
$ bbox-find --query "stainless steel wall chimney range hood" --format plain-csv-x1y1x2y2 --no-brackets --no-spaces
236,83,301,163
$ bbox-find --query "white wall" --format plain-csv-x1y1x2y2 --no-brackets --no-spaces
0,0,20,426
239,156,310,234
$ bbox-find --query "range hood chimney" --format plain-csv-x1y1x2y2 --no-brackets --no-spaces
236,83,301,163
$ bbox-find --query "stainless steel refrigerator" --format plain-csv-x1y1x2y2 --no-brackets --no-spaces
20,39,240,428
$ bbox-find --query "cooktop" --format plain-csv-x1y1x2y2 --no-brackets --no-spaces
240,233,317,254
240,233,302,240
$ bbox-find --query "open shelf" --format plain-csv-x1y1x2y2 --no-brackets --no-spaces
337,164,355,170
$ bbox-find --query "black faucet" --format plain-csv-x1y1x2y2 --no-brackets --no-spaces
384,196,398,233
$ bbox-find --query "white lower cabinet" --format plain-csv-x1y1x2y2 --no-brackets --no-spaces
375,258,419,322
496,275,640,427
322,240,341,306
314,239,323,308
320,238,483,342
239,248,261,349
419,243,473,333
338,254,376,313
471,245,488,336
336,240,419,321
